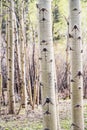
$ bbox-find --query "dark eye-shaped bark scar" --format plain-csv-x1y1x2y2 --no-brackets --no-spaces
75,71,83,79
71,79,75,82
72,8,81,15
40,17,48,23
77,36,81,40
70,47,74,51
43,97,53,106
39,7,48,25
44,110,51,115
42,48,48,60
40,40,46,44
72,8,78,11
72,25,79,32
49,59,53,62
42,48,48,52
40,40,48,45
41,17,47,22
39,8,48,14
78,87,81,89
74,104,82,108
40,17,49,27
8,58,12,61
8,78,11,81
69,34,73,38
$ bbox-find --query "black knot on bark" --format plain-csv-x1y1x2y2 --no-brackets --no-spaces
74,104,81,108
73,8,78,11
43,97,53,106
76,71,83,79
72,25,79,31
40,8,48,13
71,79,75,82
44,110,51,115
43,48,48,52
69,34,73,38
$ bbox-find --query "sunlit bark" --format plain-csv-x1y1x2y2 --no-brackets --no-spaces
7,0,15,114
69,0,84,129
38,0,59,129
19,1,27,108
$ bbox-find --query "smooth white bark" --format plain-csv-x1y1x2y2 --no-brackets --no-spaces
38,0,58,129
0,0,2,97
69,0,84,130
19,1,27,108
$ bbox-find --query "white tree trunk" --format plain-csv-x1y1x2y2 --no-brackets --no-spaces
7,0,15,114
69,0,84,129
38,0,59,129
19,1,27,108
0,0,2,98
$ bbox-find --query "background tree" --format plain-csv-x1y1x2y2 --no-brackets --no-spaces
7,0,15,114
18,0,27,109
0,0,2,100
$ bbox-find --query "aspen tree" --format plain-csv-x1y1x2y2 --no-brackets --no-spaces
66,17,71,98
69,0,84,129
38,0,59,129
19,0,27,108
6,3,9,108
7,0,15,114
0,0,2,99
14,12,21,96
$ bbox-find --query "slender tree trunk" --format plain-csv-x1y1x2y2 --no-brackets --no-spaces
69,0,84,129
7,0,15,114
19,1,27,108
38,0,59,129
0,0,2,113
0,0,2,99
6,5,9,107
14,14,21,98
66,17,70,98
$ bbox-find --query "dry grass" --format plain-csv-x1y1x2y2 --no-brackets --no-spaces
0,99,87,130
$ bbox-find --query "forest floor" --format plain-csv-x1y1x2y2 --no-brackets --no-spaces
0,99,87,130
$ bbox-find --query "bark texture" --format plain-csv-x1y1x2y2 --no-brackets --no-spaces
7,0,15,114
19,1,27,108
38,0,58,129
0,0,2,98
69,0,84,130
